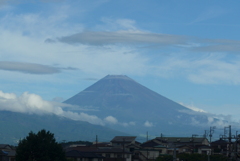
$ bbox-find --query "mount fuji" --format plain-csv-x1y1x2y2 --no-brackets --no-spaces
64,75,216,137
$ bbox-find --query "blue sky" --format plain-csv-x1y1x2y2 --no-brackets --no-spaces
0,0,240,125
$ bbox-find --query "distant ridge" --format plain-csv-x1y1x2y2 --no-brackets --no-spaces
0,111,128,144
64,75,210,136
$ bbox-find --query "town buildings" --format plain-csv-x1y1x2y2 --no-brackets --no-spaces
1,135,239,161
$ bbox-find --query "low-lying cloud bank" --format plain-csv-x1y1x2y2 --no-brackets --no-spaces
0,91,104,125
178,106,235,128
0,91,135,126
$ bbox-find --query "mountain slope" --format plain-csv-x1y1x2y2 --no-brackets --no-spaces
64,75,210,136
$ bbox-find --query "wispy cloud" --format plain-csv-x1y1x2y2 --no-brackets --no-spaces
57,30,188,46
154,53,240,85
0,61,60,74
83,77,98,81
55,29,240,55
0,61,77,74
192,39,240,53
190,7,226,24
1,2,240,87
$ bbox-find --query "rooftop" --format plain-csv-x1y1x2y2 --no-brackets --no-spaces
111,136,137,143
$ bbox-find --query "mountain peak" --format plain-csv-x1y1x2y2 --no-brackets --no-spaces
103,75,133,81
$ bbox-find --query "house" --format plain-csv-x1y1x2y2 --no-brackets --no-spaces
137,139,167,161
138,136,210,156
91,142,112,148
167,144,211,155
65,145,133,161
210,138,228,155
0,144,15,161
195,145,211,155
176,145,192,154
97,147,132,161
110,136,137,148
155,137,209,146
65,150,104,161
0,150,8,161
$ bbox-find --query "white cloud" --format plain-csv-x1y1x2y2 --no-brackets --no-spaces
154,53,240,85
0,13,150,79
0,2,240,92
0,91,104,125
190,7,226,24
144,121,153,127
178,104,238,128
100,18,137,31
104,116,136,127
190,116,231,128
179,102,206,113
120,121,136,127
121,122,129,127
0,91,137,127
104,116,118,124
129,121,136,126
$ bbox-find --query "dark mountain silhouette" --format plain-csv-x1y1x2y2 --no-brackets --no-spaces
0,111,127,144
64,75,212,136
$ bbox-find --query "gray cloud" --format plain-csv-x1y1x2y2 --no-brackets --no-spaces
0,61,77,74
83,77,98,81
55,30,240,54
61,67,78,70
57,31,188,46
0,0,63,5
45,38,56,43
192,39,240,52
0,61,60,74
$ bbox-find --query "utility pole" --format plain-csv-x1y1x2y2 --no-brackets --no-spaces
192,134,198,154
208,126,215,157
221,125,236,160
173,143,176,161
147,131,148,142
122,138,125,161
224,127,228,140
235,131,238,161
146,132,148,161
228,125,232,160
96,135,98,148
173,138,181,161
209,126,216,143
204,130,209,138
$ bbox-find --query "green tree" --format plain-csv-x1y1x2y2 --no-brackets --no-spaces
16,129,66,161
